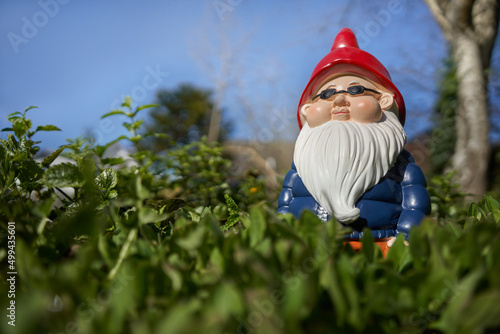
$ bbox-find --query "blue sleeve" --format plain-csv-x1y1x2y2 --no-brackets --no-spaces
277,166,297,213
397,159,431,237
277,163,328,221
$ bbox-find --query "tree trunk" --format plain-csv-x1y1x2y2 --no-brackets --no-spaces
224,144,279,189
452,34,490,195
207,92,223,142
424,0,499,196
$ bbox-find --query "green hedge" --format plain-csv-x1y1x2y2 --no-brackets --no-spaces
1,103,500,334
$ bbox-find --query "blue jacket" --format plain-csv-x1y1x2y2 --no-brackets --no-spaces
277,150,430,239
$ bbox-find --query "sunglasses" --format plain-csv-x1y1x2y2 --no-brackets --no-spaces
312,85,381,101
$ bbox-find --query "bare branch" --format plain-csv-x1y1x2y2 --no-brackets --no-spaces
445,0,474,27
423,0,452,36
472,0,500,67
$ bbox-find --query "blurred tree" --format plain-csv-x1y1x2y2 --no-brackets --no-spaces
429,56,458,174
142,83,232,152
424,0,499,196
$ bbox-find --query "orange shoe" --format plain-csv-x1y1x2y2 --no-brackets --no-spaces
344,238,392,257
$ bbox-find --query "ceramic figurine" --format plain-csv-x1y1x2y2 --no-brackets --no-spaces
278,28,430,254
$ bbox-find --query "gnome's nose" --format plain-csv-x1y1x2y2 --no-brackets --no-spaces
333,94,349,106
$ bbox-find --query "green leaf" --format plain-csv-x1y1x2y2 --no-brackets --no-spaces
222,194,243,230
176,226,206,251
361,229,375,261
101,110,127,119
5,134,18,151
18,159,44,185
283,273,307,319
1,127,13,132
210,247,225,274
129,135,142,143
212,282,244,317
41,145,69,167
144,198,187,214
94,168,118,190
135,103,158,114
100,157,124,166
337,255,361,328
35,125,61,132
124,120,144,132
43,162,84,187
484,195,500,212
12,118,27,138
138,206,167,225
431,269,484,333
385,234,410,270
185,207,202,223
459,290,500,333
7,111,22,117
156,299,201,333
132,119,144,129
122,96,133,109
24,106,39,113
162,263,183,291
123,122,133,132
133,175,150,200
7,116,21,122
319,260,348,324
95,135,128,157
225,193,240,213
248,207,266,247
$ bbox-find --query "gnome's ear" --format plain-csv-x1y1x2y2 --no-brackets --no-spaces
300,103,311,119
379,93,394,111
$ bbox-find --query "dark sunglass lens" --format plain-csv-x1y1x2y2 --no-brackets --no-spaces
320,89,335,99
348,85,364,95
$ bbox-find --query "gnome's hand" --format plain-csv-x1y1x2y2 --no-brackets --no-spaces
386,236,409,248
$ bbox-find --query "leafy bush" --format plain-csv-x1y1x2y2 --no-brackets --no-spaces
427,171,467,221
1,101,500,334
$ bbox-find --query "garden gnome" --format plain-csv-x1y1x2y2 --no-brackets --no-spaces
278,28,430,254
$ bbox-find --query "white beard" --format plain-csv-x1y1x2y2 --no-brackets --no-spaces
294,112,406,223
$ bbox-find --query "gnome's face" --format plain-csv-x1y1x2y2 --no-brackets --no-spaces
294,74,406,223
300,75,395,128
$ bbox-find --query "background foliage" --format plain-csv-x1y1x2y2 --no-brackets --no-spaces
429,56,458,175
141,84,232,152
1,102,500,334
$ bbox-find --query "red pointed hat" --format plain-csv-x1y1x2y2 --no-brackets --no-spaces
297,28,406,128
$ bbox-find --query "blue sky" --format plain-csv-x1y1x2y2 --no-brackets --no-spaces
1,0,496,150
